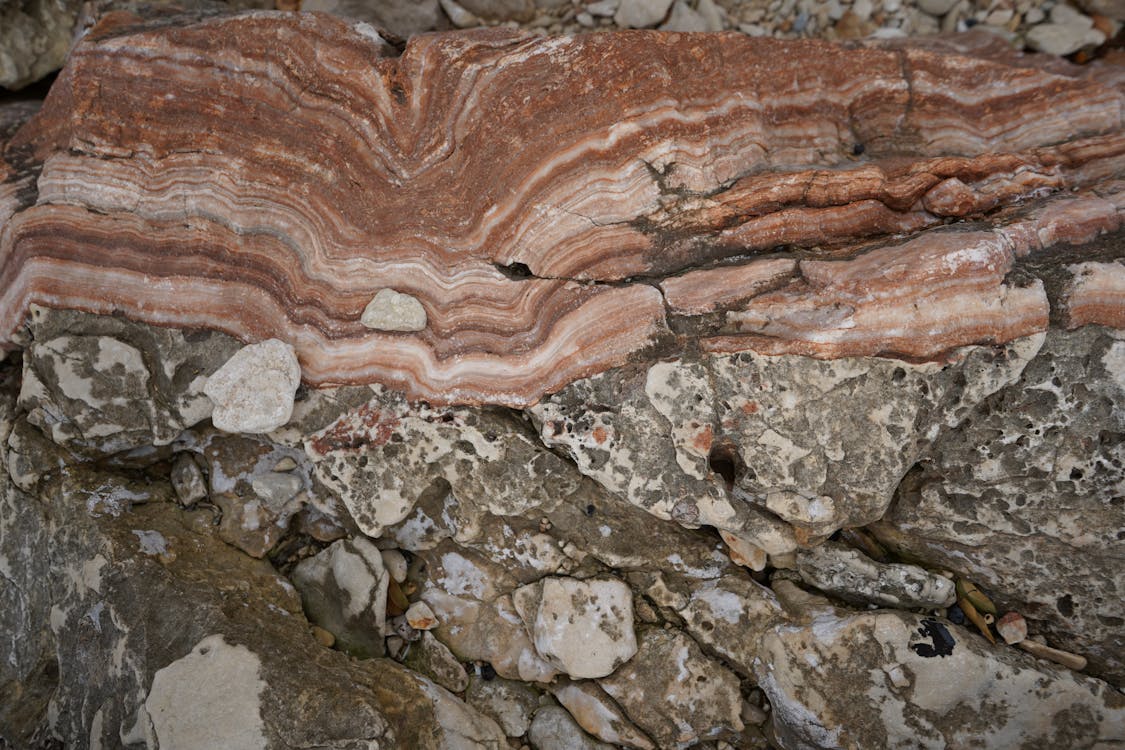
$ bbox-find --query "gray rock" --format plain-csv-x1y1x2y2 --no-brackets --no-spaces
1026,22,1105,56
291,537,390,658
300,0,443,37
755,603,1125,750
678,575,787,676
513,576,637,679
416,542,561,682
402,632,469,693
465,674,541,737
205,339,301,434
614,0,674,28
16,307,240,456
0,465,504,749
659,0,708,31
529,706,616,750
916,0,958,15
1074,0,1125,20
170,452,208,506
871,327,1125,684
796,541,957,609
599,629,744,748
458,0,535,21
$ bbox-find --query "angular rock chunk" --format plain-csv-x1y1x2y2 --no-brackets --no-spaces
513,576,637,679
600,629,743,749
796,541,957,609
529,706,616,750
291,537,390,658
464,674,540,737
205,339,301,434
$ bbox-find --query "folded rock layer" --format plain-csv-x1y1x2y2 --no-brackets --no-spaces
1,13,1123,406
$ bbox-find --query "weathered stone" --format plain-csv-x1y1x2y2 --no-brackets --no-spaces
796,541,957,609
513,576,637,679
678,574,787,676
170,452,208,506
0,466,506,748
755,603,1125,749
406,600,439,630
528,705,616,750
465,674,541,737
301,0,443,36
614,0,673,27
402,632,469,693
599,629,744,749
291,537,390,658
0,0,81,89
205,339,301,434
871,327,1125,684
533,335,1041,547
552,681,657,749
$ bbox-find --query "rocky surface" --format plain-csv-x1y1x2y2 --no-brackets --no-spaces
1,10,1124,750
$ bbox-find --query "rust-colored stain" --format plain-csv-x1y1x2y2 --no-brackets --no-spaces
310,402,399,454
692,424,714,453
592,426,608,444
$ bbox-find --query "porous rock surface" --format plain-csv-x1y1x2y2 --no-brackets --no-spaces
1,12,1124,750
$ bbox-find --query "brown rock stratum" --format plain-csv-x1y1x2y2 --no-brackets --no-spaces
1,12,1123,405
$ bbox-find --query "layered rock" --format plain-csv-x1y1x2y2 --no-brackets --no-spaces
2,12,1123,406
2,14,1125,750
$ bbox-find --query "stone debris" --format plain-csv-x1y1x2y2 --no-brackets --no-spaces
600,629,745,748
290,537,390,658
465,674,541,737
796,541,957,609
405,600,439,630
529,705,617,750
513,576,637,679
997,611,1028,644
204,339,301,434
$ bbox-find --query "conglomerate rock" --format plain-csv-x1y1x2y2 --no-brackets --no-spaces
1,13,1124,750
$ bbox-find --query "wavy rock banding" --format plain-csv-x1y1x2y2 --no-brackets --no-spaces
1,14,1123,405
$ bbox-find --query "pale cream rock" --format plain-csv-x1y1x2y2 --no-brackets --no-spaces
381,548,409,583
144,635,267,750
204,339,300,434
361,288,427,332
513,576,637,679
406,600,439,630
553,681,656,749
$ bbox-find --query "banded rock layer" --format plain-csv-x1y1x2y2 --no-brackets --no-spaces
1,13,1124,405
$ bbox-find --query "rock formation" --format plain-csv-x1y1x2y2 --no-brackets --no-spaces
1,11,1123,750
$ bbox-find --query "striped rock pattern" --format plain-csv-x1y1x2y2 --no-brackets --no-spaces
1,12,1123,405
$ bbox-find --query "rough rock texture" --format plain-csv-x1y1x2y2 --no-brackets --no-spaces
0,0,82,89
0,452,506,749
513,576,637,679
204,339,301,433
871,325,1125,685
2,14,1125,750
755,587,1125,750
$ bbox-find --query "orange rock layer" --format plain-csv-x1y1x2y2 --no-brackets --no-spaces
0,14,1122,405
